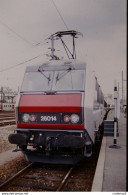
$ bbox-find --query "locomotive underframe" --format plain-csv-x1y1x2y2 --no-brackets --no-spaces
11,129,93,164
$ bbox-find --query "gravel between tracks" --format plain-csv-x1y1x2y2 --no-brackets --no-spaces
0,125,29,185
0,125,16,153
0,156,29,184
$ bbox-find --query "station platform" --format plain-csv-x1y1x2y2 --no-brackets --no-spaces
92,109,127,192
0,148,22,167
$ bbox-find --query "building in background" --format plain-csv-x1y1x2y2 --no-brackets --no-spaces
0,87,18,111
104,94,114,108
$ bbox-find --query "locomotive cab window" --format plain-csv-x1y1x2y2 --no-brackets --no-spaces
21,72,52,92
21,69,85,92
53,69,85,91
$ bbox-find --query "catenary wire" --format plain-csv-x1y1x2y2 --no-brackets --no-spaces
51,0,69,30
0,19,32,46
0,1,73,73
0,16,49,47
0,54,44,73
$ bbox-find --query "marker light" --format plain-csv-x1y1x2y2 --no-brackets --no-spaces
22,114,30,122
70,114,79,124
64,115,70,123
30,115,36,122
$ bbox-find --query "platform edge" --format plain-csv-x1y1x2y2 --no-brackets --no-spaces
91,136,106,191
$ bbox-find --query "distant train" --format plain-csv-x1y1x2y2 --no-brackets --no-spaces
8,31,107,164
0,103,15,111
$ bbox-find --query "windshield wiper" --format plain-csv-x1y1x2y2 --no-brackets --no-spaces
55,67,72,84
38,69,51,85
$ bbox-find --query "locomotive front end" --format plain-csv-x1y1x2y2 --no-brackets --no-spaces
8,60,92,164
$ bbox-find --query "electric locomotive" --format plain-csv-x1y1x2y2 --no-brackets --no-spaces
8,31,106,164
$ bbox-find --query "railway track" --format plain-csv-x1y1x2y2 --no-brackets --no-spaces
0,163,33,190
0,111,108,191
0,117,15,121
0,163,74,191
0,138,101,192
0,111,15,115
0,120,16,126
0,112,16,126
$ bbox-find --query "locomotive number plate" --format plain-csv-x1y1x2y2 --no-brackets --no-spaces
38,114,60,124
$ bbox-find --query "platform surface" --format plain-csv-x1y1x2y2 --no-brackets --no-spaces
92,109,126,192
0,149,22,167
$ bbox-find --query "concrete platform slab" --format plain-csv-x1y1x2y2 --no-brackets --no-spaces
0,149,22,167
92,110,126,192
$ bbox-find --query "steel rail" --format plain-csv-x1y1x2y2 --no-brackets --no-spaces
0,117,15,120
0,115,15,117
0,120,16,126
56,166,74,191
0,163,33,190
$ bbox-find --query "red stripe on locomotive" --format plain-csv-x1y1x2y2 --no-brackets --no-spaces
17,123,84,130
19,94,81,113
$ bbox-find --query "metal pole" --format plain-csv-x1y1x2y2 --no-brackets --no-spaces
51,35,55,60
109,80,120,149
1,87,3,111
114,80,117,145
117,82,120,119
0,88,1,110
122,71,124,109
0,88,1,104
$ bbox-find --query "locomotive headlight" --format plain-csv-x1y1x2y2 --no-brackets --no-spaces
22,114,30,122
70,114,79,124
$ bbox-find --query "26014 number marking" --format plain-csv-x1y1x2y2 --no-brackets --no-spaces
41,116,57,122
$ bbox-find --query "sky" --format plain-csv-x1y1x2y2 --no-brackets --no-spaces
0,0,126,99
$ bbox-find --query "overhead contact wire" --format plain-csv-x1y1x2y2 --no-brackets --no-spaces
0,19,32,46
0,54,43,73
51,0,69,30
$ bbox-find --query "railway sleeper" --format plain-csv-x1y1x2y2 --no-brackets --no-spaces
12,182,57,191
